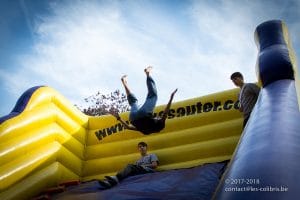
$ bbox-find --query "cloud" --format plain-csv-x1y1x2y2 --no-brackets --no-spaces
1,0,300,112
7,0,203,106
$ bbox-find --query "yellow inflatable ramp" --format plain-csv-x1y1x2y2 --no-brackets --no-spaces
0,86,242,199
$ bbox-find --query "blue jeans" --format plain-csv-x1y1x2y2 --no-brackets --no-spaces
127,76,157,121
116,164,151,181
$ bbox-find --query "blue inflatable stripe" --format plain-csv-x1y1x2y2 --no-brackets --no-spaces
214,80,300,200
0,86,44,124
214,20,300,200
52,161,228,200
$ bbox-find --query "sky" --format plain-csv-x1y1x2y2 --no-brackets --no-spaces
0,0,299,116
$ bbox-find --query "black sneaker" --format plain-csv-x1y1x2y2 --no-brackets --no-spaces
105,176,118,186
98,180,112,189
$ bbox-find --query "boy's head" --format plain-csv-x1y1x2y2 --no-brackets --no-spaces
230,72,244,88
230,72,243,80
138,141,147,147
138,141,148,155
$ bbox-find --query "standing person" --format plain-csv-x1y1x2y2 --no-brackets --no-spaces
230,72,260,128
112,66,177,135
98,141,159,189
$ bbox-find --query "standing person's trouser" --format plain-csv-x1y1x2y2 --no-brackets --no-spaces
127,76,158,121
243,113,251,128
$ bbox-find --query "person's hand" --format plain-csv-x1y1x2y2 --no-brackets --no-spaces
237,101,243,112
110,111,121,120
171,88,178,98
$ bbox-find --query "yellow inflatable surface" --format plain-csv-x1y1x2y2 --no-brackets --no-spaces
0,86,242,199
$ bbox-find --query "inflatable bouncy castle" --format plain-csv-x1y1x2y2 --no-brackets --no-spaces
0,20,299,200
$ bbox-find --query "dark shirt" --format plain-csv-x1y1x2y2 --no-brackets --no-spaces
131,117,165,135
239,83,260,118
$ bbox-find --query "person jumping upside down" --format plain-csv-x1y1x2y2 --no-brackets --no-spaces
111,66,177,135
